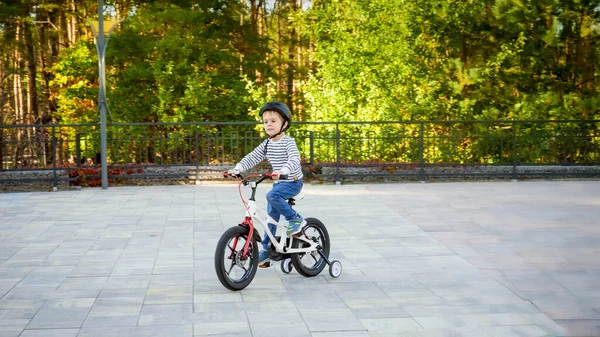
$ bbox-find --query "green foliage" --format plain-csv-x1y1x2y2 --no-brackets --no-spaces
105,2,267,124
302,0,600,123
11,0,597,169
303,0,414,121
44,1,269,126
50,40,98,124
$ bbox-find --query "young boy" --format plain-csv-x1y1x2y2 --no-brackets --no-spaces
228,101,305,267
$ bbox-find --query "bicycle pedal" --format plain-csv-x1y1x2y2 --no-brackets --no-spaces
259,261,271,268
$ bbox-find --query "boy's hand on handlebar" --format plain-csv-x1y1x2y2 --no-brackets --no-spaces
270,171,289,180
224,168,241,178
271,171,283,180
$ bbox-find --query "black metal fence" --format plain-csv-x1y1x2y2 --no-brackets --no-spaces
1,120,599,187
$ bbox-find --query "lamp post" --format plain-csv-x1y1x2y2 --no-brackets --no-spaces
88,0,119,189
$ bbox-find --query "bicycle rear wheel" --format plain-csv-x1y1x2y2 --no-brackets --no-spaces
290,217,330,277
214,226,258,290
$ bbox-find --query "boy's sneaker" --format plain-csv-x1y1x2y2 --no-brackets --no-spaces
287,215,306,236
258,250,270,268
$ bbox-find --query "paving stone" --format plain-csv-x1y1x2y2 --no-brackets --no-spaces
299,308,365,331
193,292,242,303
387,288,445,306
0,308,38,320
82,314,140,327
0,325,25,337
144,286,193,305
104,275,151,289
333,282,399,309
247,308,310,337
27,298,95,329
19,329,79,337
359,317,422,333
78,325,193,337
87,297,144,317
192,321,251,336
532,299,600,320
20,266,74,287
0,299,45,314
419,327,494,337
555,319,600,337
3,285,56,300
521,313,568,336
99,288,147,298
310,332,370,337
482,324,549,337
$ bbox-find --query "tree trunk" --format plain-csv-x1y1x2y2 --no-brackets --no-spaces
24,21,38,125
58,5,69,49
296,0,304,120
261,0,267,37
250,0,265,83
0,53,8,123
38,7,55,123
67,0,77,46
0,127,3,169
277,0,282,92
249,0,265,33
249,0,257,30
0,54,5,169
287,1,296,112
23,20,40,163
13,22,25,168
574,5,585,88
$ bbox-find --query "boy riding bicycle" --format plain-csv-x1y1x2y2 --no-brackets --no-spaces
228,101,305,268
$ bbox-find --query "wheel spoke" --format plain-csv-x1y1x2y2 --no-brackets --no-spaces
226,259,236,276
299,251,318,268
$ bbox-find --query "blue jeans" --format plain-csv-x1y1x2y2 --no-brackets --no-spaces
262,179,303,250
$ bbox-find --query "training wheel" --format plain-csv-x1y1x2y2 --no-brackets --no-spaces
329,260,342,278
281,258,293,274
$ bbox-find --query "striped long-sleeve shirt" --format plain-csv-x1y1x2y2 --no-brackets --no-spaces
234,135,304,180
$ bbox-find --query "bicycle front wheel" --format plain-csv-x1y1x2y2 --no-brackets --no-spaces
290,218,330,277
214,226,258,291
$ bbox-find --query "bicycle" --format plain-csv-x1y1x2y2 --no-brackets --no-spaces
214,172,342,291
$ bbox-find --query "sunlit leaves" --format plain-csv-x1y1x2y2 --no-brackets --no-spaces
302,0,600,122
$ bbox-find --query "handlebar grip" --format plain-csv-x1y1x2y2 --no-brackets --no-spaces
279,174,288,180
223,171,242,179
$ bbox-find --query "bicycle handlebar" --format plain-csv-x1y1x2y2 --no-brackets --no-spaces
222,172,289,181
223,171,293,204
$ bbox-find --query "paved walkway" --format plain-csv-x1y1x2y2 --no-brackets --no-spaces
0,181,599,337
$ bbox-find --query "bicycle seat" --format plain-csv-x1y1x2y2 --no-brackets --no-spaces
287,192,304,203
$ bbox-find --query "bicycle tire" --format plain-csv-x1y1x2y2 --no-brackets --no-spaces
290,217,330,277
214,226,258,290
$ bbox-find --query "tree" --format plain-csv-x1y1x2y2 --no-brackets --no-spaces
301,0,600,122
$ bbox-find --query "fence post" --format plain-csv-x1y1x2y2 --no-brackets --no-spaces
51,126,58,191
0,127,3,169
206,132,211,166
335,124,341,185
419,122,425,182
309,131,314,165
195,125,200,185
76,133,81,169
512,120,517,181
